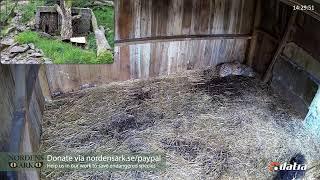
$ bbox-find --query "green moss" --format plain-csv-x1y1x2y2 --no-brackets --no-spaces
16,31,113,64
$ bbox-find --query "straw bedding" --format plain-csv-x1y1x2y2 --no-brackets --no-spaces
40,69,320,180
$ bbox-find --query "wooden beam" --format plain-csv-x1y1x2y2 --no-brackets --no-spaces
6,66,26,180
280,0,320,21
9,65,27,153
26,65,40,104
247,0,262,67
115,34,252,46
262,10,298,83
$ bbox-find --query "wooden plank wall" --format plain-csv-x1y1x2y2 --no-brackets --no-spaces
252,0,320,75
0,65,44,153
249,0,320,114
115,39,248,79
0,65,15,152
251,0,292,74
115,0,256,40
45,59,131,94
114,0,256,79
45,39,248,94
45,0,256,94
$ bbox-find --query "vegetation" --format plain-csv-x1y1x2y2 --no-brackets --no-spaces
17,0,45,23
16,31,113,64
2,0,114,64
93,6,114,48
45,0,89,7
43,0,115,49
0,25,10,37
87,32,97,52
0,0,16,24
97,51,113,64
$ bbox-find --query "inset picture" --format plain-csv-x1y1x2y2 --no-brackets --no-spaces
0,0,114,64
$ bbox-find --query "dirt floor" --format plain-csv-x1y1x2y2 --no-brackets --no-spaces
40,69,320,180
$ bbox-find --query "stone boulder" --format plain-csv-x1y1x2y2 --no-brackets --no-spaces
29,52,43,58
10,45,29,54
0,37,15,51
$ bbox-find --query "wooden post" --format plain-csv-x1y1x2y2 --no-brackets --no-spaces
247,0,261,67
26,65,40,104
7,65,27,180
9,65,26,153
262,10,297,83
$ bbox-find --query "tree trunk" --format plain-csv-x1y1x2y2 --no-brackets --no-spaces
91,11,111,55
60,8,73,40
55,0,73,40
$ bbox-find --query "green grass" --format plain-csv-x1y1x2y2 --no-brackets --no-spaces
17,0,45,23
93,6,114,48
0,0,16,24
87,32,97,52
16,31,113,64
0,25,10,37
6,0,114,46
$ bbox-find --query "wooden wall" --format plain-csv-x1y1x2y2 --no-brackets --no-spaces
114,0,256,78
45,63,131,94
0,65,44,179
250,0,293,74
115,0,256,40
251,0,320,75
0,65,15,152
43,0,257,94
0,65,44,152
115,39,248,79
249,0,320,114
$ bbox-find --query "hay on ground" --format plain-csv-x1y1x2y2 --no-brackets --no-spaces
40,68,320,180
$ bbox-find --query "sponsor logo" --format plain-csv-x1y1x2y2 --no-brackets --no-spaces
8,162,43,169
268,161,306,172
8,155,44,169
8,162,17,168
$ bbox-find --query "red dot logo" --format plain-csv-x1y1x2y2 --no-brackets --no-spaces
268,162,281,172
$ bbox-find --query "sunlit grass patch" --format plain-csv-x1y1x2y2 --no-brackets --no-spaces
16,31,113,64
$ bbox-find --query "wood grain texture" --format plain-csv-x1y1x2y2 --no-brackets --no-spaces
46,0,256,94
114,0,254,76
124,39,248,79
115,34,252,46
115,0,256,40
0,65,44,153
45,39,248,94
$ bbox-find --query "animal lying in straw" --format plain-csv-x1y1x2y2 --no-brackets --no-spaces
217,62,255,77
